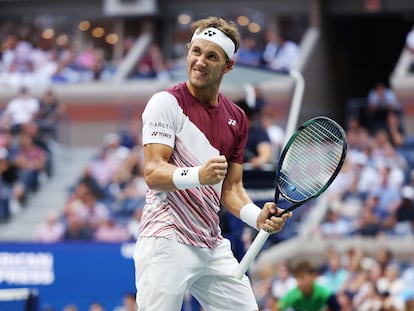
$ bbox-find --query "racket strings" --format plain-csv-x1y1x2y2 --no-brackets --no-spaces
279,120,346,201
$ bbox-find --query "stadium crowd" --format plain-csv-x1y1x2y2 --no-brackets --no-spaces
1,18,414,311
0,20,301,89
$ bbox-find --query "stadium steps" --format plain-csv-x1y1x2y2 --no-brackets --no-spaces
0,143,97,241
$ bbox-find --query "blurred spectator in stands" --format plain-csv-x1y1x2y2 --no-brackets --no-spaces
0,146,18,222
260,112,285,162
276,260,341,311
235,97,272,169
352,195,383,236
369,164,403,230
127,207,143,240
113,292,138,311
74,43,97,71
94,217,130,242
62,304,79,311
134,43,170,81
261,30,279,67
345,116,370,151
385,109,405,148
13,132,47,197
88,302,105,311
35,89,66,141
262,30,299,72
62,211,93,241
118,118,142,149
376,263,405,309
87,132,130,188
0,33,19,74
234,35,262,67
367,82,402,135
319,251,349,293
105,164,146,221
352,279,384,310
270,260,297,300
337,249,370,301
65,179,110,233
0,87,40,135
385,185,414,235
30,38,58,86
374,247,396,279
34,210,64,243
318,208,352,238
402,255,414,293
12,30,33,73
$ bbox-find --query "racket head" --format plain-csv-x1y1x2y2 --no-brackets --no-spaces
275,116,347,205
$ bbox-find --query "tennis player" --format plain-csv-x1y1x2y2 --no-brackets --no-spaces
134,16,291,311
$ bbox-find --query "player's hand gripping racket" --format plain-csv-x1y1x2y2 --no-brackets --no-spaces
234,116,347,279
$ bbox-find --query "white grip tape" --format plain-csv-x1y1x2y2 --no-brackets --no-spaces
173,166,201,189
240,203,261,231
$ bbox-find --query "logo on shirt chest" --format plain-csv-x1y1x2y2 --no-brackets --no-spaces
228,119,236,126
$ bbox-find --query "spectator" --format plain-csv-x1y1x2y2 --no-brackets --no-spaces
262,30,299,72
234,35,262,66
270,260,297,300
367,82,402,135
127,207,143,240
93,217,130,242
376,263,405,309
352,280,384,311
62,211,93,241
34,210,65,242
12,132,47,196
318,251,349,293
235,98,272,169
275,260,341,311
0,87,40,135
0,146,18,222
318,208,352,238
88,302,105,311
113,292,138,311
384,185,414,235
34,89,66,140
134,43,170,81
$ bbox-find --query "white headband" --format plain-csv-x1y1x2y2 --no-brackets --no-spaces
191,27,236,59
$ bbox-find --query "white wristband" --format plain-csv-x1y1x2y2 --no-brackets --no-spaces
240,203,261,231
173,166,202,189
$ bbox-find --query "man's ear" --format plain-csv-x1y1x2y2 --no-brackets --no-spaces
224,59,235,73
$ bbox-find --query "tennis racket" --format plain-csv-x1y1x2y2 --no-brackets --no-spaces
234,116,347,279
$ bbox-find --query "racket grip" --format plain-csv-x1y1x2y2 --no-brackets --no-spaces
233,229,270,279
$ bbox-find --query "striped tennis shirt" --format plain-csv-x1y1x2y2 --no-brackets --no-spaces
140,82,248,248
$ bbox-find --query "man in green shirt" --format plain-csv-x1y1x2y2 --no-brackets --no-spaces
277,260,341,311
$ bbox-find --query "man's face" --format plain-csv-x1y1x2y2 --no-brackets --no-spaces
295,272,315,296
186,39,231,90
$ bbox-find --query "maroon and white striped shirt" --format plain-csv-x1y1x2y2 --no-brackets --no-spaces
140,82,248,248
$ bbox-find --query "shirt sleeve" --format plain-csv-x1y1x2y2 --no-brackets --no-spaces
142,91,179,148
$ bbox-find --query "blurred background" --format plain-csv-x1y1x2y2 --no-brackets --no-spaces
0,0,414,310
